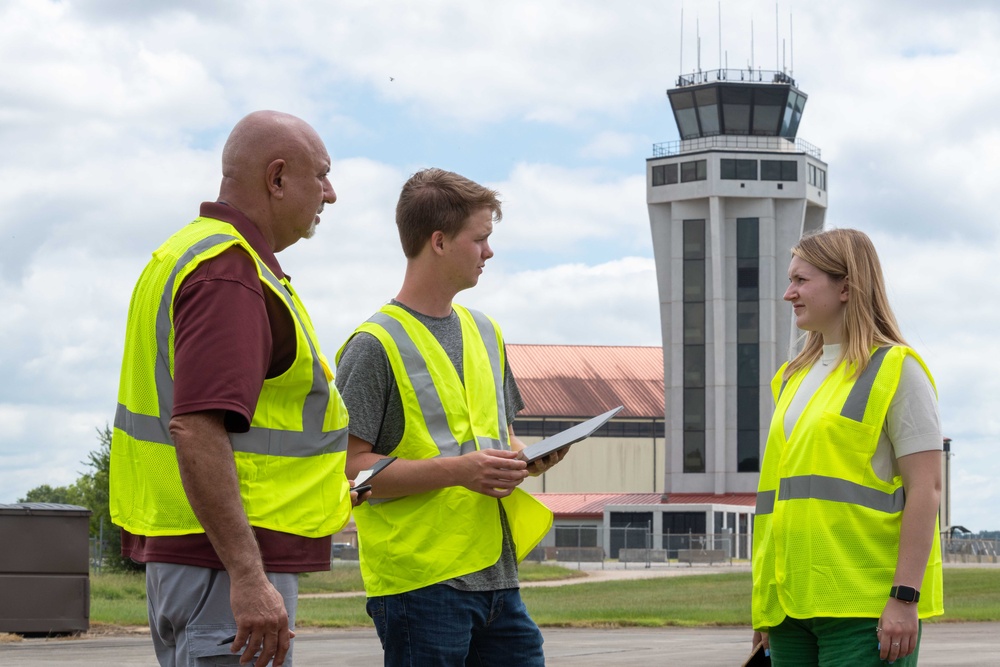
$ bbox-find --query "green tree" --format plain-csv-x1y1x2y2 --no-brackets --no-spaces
18,482,86,506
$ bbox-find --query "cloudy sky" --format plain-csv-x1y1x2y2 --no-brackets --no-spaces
1,0,997,531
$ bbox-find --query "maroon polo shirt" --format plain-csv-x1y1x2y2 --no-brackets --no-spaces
121,202,332,572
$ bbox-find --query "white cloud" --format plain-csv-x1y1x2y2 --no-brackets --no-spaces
579,131,648,160
467,257,660,346
493,164,649,258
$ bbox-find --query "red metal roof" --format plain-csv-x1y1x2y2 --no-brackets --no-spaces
534,492,757,518
507,344,664,419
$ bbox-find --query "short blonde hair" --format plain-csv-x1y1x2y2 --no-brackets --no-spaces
784,228,907,380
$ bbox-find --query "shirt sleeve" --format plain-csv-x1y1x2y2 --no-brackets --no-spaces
335,332,399,453
886,355,943,458
171,247,271,432
502,344,525,424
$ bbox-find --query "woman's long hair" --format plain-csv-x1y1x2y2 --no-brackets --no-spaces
784,228,907,380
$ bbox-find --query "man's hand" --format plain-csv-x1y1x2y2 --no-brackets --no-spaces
228,575,294,666
348,481,373,506
455,449,529,497
522,446,570,476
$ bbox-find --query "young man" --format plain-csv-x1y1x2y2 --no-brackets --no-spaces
336,168,566,666
111,111,362,667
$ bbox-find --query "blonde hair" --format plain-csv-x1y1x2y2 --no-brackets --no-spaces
784,228,906,380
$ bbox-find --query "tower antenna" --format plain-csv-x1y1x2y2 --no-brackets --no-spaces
775,4,780,72
697,15,701,74
790,11,794,76
679,4,684,78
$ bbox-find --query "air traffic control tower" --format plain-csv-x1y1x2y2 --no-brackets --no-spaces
647,68,828,496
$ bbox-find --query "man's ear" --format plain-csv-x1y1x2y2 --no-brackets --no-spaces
430,230,446,255
266,159,286,198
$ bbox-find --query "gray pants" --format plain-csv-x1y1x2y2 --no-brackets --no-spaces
146,562,298,667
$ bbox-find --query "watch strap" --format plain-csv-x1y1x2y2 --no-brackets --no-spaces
890,585,920,603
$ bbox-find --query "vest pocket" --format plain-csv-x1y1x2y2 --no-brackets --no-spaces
808,412,879,479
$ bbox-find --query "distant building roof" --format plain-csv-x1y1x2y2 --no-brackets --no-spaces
507,344,664,419
534,492,757,519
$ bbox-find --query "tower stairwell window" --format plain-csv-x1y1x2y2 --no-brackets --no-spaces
736,218,760,472
683,219,706,473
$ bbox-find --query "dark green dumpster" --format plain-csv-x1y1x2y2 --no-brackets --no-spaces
0,503,92,634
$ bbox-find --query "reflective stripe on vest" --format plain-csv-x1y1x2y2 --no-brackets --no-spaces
364,307,508,457
113,233,347,457
755,475,906,516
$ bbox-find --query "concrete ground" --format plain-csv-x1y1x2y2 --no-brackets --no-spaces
2,562,997,666
3,624,998,666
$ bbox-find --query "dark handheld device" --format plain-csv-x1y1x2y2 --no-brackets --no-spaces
350,456,397,496
517,406,623,463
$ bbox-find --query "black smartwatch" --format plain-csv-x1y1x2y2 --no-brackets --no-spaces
890,585,920,603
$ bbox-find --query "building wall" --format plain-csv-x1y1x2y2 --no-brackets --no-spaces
518,436,665,494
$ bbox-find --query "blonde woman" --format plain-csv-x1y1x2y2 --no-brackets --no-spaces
751,228,943,666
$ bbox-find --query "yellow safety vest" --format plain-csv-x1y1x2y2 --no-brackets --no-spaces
752,346,944,629
110,216,351,538
338,303,553,596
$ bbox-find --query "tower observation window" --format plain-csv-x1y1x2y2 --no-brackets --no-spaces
761,160,798,181
681,159,707,182
652,163,679,186
721,159,758,180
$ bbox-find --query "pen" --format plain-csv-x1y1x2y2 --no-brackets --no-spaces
218,634,237,646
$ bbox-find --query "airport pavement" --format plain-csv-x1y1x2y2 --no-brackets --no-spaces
3,562,997,665
2,623,998,666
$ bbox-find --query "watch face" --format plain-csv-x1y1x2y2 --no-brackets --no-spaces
893,586,918,602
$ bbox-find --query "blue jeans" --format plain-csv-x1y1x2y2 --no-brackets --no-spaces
366,584,545,666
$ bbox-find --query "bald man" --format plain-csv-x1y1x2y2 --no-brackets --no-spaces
110,111,363,667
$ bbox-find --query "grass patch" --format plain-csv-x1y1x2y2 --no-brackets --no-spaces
934,566,1000,622
86,566,1000,628
298,562,366,594
90,571,150,626
296,596,371,627
518,563,589,583
524,573,750,627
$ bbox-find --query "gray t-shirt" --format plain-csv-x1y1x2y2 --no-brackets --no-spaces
335,300,526,591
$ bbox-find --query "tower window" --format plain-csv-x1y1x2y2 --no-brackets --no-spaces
721,159,758,181
736,218,760,473
761,160,798,181
680,159,707,182
808,163,826,191
652,163,679,186
682,218,707,474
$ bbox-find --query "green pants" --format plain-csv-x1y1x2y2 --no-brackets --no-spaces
768,617,921,667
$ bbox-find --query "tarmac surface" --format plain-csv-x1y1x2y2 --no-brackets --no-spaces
3,562,998,666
